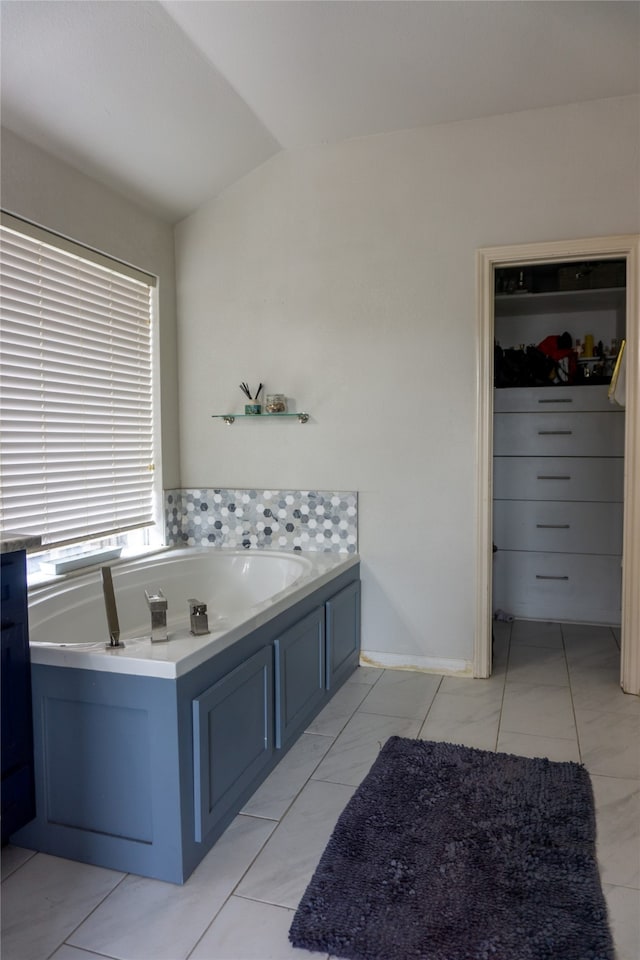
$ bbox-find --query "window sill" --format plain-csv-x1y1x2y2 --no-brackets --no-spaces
27,544,172,589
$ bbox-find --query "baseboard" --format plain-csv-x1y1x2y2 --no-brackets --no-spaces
359,650,473,677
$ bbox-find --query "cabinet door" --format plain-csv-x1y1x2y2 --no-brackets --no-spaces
192,646,273,842
275,607,325,749
1,550,35,843
326,581,361,690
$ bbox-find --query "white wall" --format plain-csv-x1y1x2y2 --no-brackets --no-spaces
174,95,639,670
0,128,181,488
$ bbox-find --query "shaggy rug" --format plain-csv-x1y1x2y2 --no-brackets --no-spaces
289,737,613,960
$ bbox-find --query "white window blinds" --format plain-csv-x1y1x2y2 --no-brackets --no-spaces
0,213,156,548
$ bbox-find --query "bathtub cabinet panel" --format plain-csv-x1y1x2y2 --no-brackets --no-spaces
44,699,153,842
13,667,183,881
326,581,361,690
275,607,325,749
192,646,274,842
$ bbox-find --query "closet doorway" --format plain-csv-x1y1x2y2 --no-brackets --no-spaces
474,235,640,694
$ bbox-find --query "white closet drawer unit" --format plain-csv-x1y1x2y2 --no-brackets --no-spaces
493,457,624,502
494,412,625,457
494,385,612,413
493,550,622,624
493,500,623,555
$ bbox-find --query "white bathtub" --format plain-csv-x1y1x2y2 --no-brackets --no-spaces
28,547,359,678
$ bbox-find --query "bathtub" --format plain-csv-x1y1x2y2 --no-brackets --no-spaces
29,546,359,678
19,545,361,882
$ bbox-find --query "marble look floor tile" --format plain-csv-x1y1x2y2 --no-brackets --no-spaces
571,669,640,718
496,730,580,763
190,895,325,960
562,622,617,643
492,619,512,645
603,884,640,960
506,643,569,686
592,775,640,889
236,779,355,910
570,658,623,684
576,709,640,779
562,625,619,669
566,650,621,679
346,665,384,686
356,668,441,719
304,681,370,737
49,946,109,960
510,620,563,647
419,692,501,751
439,673,505,702
69,815,275,960
241,733,334,820
491,630,510,676
312,711,421,787
0,853,123,960
500,682,576,739
1,844,36,881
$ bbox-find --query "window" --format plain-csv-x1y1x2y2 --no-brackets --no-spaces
0,212,158,555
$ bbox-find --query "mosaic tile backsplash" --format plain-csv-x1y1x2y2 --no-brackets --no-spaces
164,489,358,553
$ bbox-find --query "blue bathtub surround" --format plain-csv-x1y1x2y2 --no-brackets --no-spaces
164,488,358,553
15,557,361,883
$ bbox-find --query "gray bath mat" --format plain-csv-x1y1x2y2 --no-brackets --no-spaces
289,736,613,960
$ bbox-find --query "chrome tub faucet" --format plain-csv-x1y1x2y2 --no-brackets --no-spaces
145,588,169,643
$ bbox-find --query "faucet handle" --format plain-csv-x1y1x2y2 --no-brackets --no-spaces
188,598,210,636
145,588,167,611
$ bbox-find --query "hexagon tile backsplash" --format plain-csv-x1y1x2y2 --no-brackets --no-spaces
164,489,358,553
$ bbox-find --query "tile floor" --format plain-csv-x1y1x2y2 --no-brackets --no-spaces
2,620,639,960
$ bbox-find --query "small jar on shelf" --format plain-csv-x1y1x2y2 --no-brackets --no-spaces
265,394,287,414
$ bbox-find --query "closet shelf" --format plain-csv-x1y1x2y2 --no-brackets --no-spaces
495,286,625,318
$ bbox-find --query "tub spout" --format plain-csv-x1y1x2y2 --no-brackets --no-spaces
188,599,210,636
145,589,168,643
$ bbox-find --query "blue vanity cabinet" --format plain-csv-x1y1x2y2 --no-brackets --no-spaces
274,606,325,749
326,580,361,690
1,549,36,844
192,645,274,842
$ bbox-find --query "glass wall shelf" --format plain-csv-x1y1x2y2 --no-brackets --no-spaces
212,412,309,425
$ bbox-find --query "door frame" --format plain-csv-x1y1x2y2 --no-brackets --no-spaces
474,235,640,694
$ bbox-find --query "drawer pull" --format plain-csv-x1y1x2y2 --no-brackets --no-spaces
535,574,569,581
538,398,573,404
536,523,570,529
537,475,571,480
538,430,573,436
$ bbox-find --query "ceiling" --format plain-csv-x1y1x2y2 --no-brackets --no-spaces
1,1,638,223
